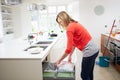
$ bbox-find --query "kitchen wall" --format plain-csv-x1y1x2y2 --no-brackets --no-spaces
4,0,120,46
12,5,22,38
17,0,33,38
75,0,120,47
18,0,120,47
18,0,80,38
16,0,72,38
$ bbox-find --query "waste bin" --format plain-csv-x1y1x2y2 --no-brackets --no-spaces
99,56,110,67
42,62,75,80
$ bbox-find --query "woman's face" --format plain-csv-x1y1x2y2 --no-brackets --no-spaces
57,17,66,29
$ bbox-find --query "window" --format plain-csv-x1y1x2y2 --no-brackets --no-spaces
31,11,39,32
39,14,48,31
57,6,66,13
48,6,56,14
31,5,68,34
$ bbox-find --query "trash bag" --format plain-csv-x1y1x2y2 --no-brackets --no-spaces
43,61,75,80
57,61,75,72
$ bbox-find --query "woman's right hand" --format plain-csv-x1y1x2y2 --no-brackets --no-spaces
54,60,61,67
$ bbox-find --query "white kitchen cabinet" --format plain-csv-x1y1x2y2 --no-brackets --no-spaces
0,4,3,39
0,0,14,38
0,34,62,80
0,59,43,80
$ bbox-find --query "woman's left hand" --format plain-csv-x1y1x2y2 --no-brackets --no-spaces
68,55,72,63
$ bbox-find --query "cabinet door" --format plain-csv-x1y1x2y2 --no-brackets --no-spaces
101,34,120,72
1,5,13,35
1,0,14,39
0,1,3,38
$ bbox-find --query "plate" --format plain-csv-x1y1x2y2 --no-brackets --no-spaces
28,47,43,54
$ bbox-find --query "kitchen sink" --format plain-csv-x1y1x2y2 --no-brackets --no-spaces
36,41,52,44
24,41,52,52
24,45,48,51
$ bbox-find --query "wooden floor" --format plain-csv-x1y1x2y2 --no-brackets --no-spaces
76,52,120,80
94,54,120,80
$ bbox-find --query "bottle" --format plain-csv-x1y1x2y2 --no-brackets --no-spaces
32,27,35,33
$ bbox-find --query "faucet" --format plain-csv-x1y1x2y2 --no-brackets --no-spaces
27,33,37,45
27,32,43,45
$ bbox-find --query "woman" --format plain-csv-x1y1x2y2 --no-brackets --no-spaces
55,11,99,80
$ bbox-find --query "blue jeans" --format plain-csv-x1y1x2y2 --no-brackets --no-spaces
81,51,99,80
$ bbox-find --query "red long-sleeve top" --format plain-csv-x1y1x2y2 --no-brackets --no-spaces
65,22,92,54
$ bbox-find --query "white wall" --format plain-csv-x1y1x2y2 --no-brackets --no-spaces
20,2,31,37
12,0,120,46
73,0,120,47
12,0,43,38
12,5,22,38
19,0,78,38
69,1,80,22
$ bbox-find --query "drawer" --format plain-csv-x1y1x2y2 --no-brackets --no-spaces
116,57,120,65
42,62,75,80
109,42,116,53
115,47,120,56
109,52,116,64
43,77,75,80
43,72,75,80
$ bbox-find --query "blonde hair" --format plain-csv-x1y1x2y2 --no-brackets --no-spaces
56,11,77,27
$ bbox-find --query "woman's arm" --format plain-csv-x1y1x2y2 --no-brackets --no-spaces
55,52,68,67
55,46,75,67
68,46,75,62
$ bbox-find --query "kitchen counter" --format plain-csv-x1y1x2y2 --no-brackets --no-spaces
0,34,62,80
104,33,120,40
0,35,61,59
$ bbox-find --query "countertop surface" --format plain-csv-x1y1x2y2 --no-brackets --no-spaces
103,33,120,40
0,35,62,59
